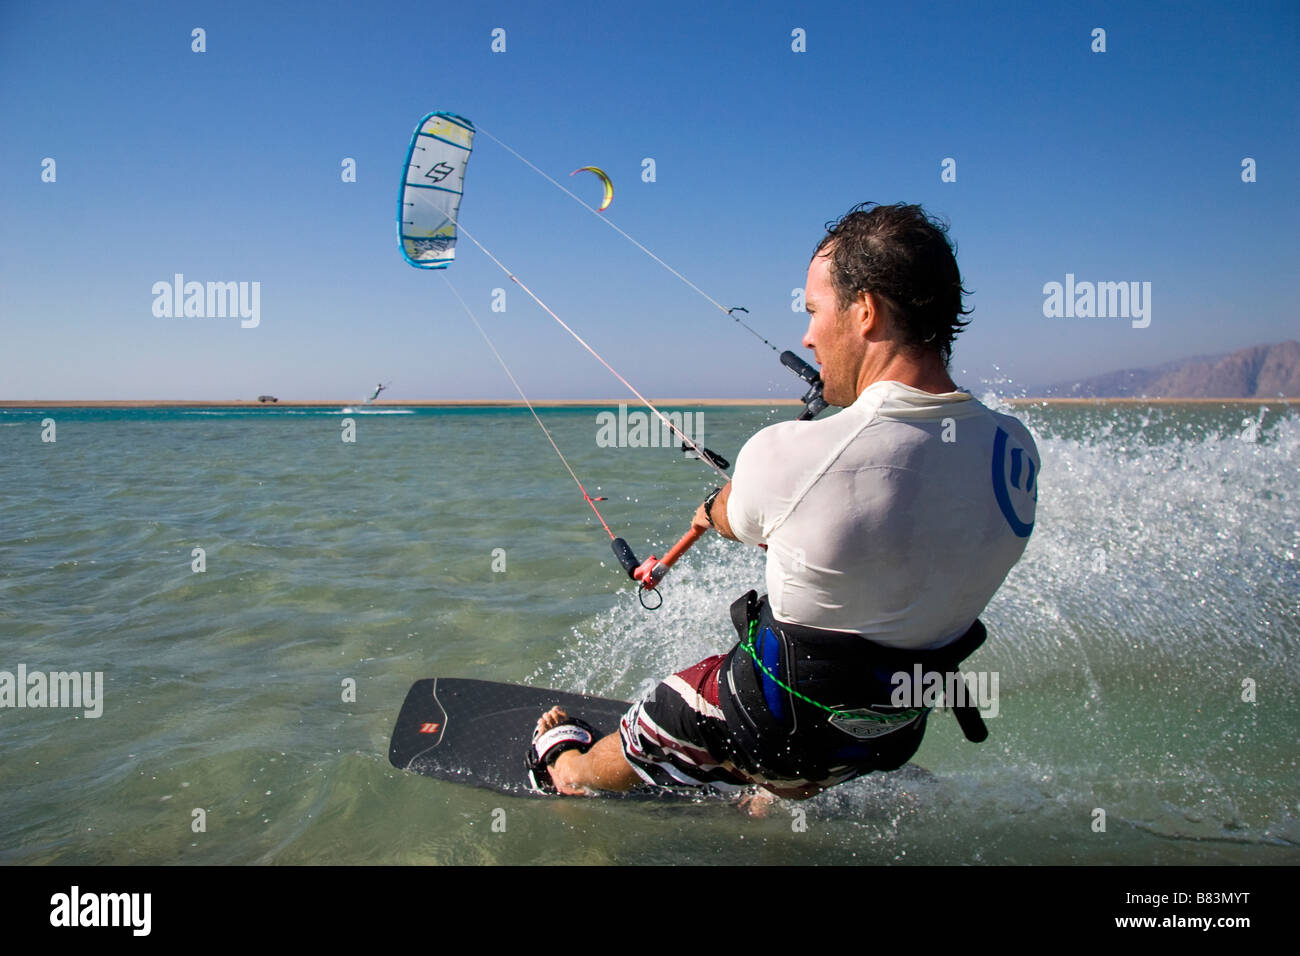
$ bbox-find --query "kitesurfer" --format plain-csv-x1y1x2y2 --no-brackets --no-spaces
369,383,387,402
531,203,1039,804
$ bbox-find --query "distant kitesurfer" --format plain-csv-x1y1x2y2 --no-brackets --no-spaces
530,203,1040,807
369,383,387,402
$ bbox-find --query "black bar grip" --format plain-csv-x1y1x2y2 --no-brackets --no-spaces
611,538,640,578
780,350,821,386
682,443,731,471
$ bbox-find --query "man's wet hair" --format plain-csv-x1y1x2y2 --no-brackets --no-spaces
813,202,972,365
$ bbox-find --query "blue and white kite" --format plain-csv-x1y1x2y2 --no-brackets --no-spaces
397,111,475,269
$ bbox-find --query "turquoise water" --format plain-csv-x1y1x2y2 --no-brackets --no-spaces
1,401,1297,864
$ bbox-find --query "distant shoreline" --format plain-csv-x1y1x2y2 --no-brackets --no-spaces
0,397,1292,408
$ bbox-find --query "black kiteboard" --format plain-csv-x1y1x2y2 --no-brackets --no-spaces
388,677,710,800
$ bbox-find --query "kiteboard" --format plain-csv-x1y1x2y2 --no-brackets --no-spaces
389,677,937,803
388,678,709,800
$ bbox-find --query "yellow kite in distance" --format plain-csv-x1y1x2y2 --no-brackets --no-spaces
570,166,614,212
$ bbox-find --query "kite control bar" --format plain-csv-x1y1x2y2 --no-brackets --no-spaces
780,350,828,421
611,527,705,609
611,350,827,609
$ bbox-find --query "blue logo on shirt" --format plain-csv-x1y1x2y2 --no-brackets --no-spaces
992,427,1036,538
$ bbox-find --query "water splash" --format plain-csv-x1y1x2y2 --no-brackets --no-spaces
546,404,1300,849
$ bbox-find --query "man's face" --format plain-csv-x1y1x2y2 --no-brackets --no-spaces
802,250,865,407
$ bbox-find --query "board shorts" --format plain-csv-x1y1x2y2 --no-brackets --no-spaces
617,643,931,795
618,653,754,793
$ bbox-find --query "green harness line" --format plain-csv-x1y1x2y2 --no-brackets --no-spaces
737,619,926,724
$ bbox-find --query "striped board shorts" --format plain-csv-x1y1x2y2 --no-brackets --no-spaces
618,654,752,793
618,646,931,795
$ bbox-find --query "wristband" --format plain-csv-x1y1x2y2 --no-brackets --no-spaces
702,487,723,527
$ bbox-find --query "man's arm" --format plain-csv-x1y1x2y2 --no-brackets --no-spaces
692,482,738,541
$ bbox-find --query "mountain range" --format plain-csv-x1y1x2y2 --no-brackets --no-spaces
1026,341,1300,398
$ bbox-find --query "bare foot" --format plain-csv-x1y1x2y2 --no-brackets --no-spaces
738,788,779,818
533,707,589,796
534,705,568,736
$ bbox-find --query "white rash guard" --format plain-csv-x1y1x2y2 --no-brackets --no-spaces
725,380,1039,650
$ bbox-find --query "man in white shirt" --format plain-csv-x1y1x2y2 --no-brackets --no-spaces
530,203,1039,799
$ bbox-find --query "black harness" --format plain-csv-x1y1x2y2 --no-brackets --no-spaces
715,590,990,783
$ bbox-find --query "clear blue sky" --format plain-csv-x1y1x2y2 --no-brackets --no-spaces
2,0,1296,400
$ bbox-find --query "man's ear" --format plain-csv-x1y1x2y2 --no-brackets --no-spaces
857,290,888,337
